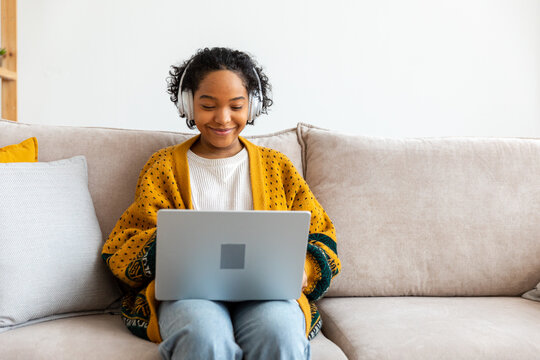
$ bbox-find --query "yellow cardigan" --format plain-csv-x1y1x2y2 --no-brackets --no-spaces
102,135,341,342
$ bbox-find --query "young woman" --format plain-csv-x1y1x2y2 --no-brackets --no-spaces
102,47,341,360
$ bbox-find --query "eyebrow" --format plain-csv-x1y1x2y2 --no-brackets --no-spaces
199,95,246,101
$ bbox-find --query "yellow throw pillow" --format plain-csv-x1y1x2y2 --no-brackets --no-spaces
0,137,39,163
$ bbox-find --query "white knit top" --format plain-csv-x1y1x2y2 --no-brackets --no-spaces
187,148,253,211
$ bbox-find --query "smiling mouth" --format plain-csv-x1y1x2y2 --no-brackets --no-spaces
210,127,235,135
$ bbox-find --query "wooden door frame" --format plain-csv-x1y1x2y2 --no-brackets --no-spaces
1,0,17,121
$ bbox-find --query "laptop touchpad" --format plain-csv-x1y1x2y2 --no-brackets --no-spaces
220,244,246,269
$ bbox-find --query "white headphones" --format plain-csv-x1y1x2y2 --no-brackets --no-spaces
176,60,264,126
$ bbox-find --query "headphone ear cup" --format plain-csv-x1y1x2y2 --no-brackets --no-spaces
247,94,254,123
177,90,185,118
254,95,262,117
248,92,262,123
182,89,194,121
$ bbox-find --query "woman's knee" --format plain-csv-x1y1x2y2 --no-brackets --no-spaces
158,300,241,360
239,324,310,360
159,300,229,336
233,300,310,360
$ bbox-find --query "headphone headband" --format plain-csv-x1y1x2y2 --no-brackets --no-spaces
252,67,263,103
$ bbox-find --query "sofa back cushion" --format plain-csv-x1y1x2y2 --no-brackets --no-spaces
298,123,540,297
0,120,303,241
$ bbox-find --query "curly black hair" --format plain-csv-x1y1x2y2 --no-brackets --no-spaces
167,47,273,129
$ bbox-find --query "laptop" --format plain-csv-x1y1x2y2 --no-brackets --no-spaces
155,209,311,301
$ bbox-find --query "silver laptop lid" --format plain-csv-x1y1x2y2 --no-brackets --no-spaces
155,210,310,301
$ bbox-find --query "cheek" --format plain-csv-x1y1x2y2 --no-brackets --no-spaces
193,108,210,123
235,115,249,129
235,107,250,123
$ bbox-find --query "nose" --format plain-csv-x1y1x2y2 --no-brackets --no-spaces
214,107,231,125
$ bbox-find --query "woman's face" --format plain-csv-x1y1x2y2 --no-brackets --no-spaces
192,70,249,158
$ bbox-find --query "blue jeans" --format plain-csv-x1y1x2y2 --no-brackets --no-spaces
158,299,310,360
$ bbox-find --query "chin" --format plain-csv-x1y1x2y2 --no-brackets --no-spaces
205,135,233,147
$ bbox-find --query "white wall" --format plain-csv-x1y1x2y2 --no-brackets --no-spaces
17,0,540,137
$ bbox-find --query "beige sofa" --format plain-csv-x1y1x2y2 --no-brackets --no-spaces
1,119,539,359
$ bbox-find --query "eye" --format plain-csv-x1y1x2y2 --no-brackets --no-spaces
231,106,243,110
201,105,215,110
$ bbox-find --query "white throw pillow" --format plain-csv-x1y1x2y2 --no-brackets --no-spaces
0,156,121,332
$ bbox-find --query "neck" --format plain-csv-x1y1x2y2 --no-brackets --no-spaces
190,137,244,159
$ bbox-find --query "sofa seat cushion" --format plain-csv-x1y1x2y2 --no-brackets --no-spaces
0,313,347,360
311,331,349,360
0,314,159,360
318,296,540,360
